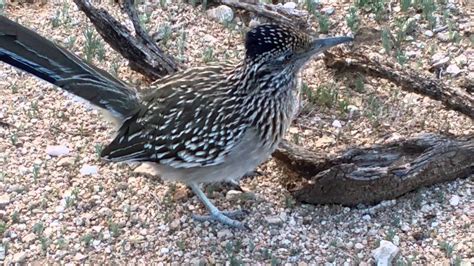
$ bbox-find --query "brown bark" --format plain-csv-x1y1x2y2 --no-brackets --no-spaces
216,0,309,30
73,0,179,80
73,1,474,206
276,134,473,206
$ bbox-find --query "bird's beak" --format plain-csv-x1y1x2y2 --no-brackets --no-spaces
309,36,353,55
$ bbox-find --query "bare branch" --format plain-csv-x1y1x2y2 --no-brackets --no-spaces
73,0,179,80
324,51,474,119
276,134,473,206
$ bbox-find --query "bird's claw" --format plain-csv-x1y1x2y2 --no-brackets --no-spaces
192,209,250,230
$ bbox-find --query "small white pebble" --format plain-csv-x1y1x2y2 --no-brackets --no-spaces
449,195,460,206
46,145,70,157
55,205,65,213
393,235,400,246
266,215,284,225
401,224,410,232
332,119,342,128
160,247,170,254
73,253,87,261
372,240,399,266
80,165,98,176
92,240,101,247
283,2,297,9
446,64,461,76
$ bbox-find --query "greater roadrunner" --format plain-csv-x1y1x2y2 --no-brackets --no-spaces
0,15,352,228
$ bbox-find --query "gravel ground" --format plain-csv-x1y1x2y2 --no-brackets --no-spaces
0,1,472,264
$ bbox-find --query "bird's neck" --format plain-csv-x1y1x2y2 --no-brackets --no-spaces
227,59,299,148
229,59,298,97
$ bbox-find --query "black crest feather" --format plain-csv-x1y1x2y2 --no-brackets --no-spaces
245,24,302,58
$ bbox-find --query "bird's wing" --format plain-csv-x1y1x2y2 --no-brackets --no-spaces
101,65,250,168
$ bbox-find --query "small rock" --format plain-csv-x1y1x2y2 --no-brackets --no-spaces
362,214,371,221
314,135,335,148
321,6,335,15
173,187,190,201
92,239,101,247
74,217,85,226
160,247,170,255
46,145,70,157
0,194,10,208
355,243,364,250
401,224,410,232
436,32,450,42
73,253,87,261
80,164,98,176
393,235,400,246
332,120,342,128
283,2,297,9
454,54,468,66
0,245,4,260
421,204,431,213
202,34,218,44
55,205,65,213
57,157,75,167
431,53,449,68
207,5,234,24
265,215,283,225
405,50,419,58
9,231,17,239
133,163,160,176
17,224,27,230
345,242,354,249
446,64,461,76
44,227,54,238
13,251,27,263
129,234,145,243
217,229,233,238
449,195,460,206
23,233,36,243
98,207,113,217
226,190,242,200
169,219,180,230
372,240,399,266
423,30,434,37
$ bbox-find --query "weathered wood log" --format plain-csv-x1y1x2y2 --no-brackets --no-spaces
276,134,473,206
216,0,309,30
73,0,179,80
324,51,474,119
73,1,474,206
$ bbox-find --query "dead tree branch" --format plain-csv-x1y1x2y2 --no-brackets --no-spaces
73,0,179,80
324,51,474,119
276,134,473,206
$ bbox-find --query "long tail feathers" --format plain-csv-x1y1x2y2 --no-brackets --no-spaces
0,15,140,121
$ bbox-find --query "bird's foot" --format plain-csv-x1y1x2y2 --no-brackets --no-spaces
192,209,250,230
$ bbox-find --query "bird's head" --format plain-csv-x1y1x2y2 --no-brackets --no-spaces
245,24,352,71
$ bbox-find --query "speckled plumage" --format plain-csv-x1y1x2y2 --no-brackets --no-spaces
0,17,352,228
101,25,311,177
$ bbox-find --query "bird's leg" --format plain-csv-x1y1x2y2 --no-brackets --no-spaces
189,182,249,229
